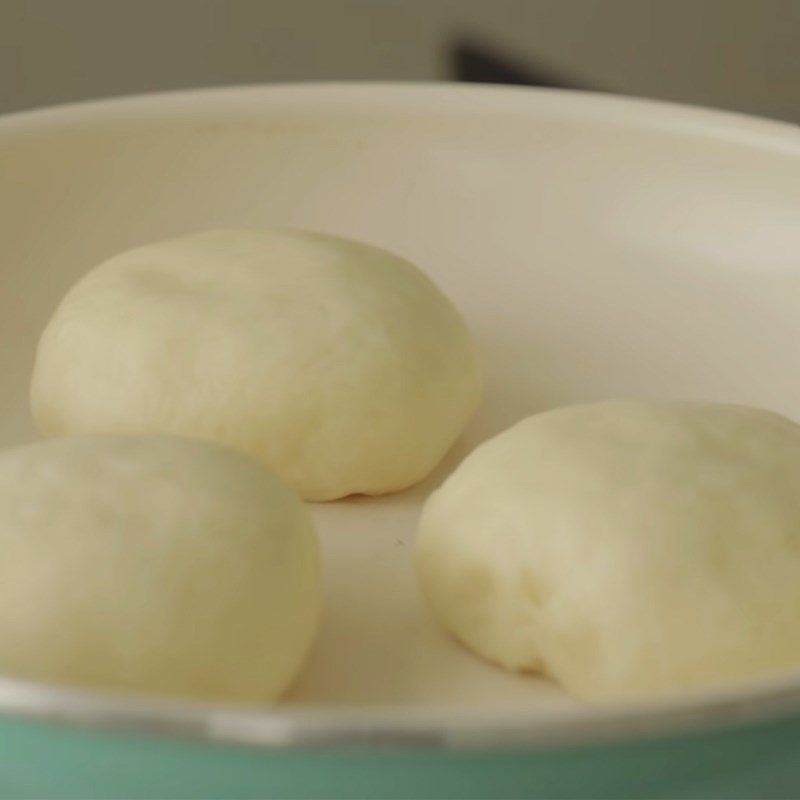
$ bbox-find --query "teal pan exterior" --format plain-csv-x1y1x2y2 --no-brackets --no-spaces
1,713,800,799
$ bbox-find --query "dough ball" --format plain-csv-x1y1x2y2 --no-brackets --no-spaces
0,435,320,703
416,400,800,701
31,228,482,501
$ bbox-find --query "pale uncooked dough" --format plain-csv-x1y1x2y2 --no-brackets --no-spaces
416,400,800,701
0,435,320,702
31,228,482,501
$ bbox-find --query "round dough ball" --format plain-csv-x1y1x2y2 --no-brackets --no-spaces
31,228,482,501
416,401,800,701
0,435,320,703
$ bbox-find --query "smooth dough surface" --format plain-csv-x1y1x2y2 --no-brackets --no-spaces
0,435,320,702
31,228,482,501
416,401,800,701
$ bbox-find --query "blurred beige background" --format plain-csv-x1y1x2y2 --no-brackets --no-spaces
0,0,798,122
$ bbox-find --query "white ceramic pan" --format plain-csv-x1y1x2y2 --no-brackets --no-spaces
0,84,799,798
